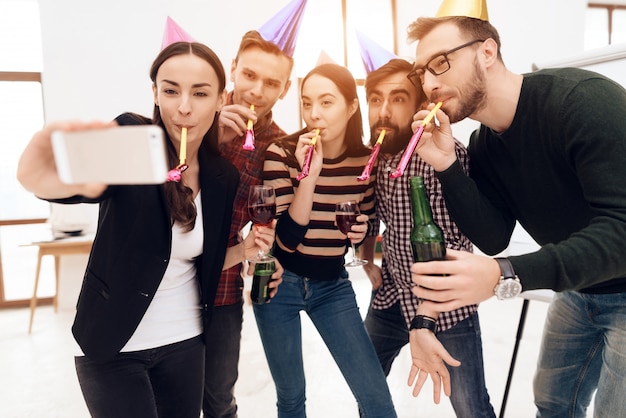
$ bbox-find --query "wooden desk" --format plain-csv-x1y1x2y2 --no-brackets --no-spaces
25,236,93,333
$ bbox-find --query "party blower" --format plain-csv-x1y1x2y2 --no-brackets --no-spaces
357,129,385,181
167,127,188,182
242,104,256,150
296,129,320,181
389,102,442,179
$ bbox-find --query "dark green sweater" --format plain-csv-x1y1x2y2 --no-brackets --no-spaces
437,67,626,293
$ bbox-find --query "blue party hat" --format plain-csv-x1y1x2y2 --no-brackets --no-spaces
355,30,397,74
258,0,308,57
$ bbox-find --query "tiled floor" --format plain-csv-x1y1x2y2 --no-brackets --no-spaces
0,264,593,417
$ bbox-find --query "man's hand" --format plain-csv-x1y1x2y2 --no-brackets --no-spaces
407,329,460,403
412,102,457,172
218,104,257,145
410,249,501,312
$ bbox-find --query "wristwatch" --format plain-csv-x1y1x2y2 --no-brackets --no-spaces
409,315,437,334
493,258,522,300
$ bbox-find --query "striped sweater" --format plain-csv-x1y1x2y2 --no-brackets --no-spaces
263,141,376,280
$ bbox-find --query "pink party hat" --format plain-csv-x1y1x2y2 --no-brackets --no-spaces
315,50,337,66
161,16,196,50
355,30,397,74
258,0,308,57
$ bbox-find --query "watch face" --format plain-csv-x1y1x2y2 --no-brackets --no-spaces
497,279,522,299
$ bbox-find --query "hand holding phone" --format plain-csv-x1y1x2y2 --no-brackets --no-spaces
51,125,168,185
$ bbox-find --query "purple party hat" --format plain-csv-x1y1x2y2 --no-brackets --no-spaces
161,16,196,50
355,30,397,74
258,0,308,57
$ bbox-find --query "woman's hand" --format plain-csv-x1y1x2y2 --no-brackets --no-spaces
243,219,276,261
17,120,112,199
295,129,323,178
348,213,369,245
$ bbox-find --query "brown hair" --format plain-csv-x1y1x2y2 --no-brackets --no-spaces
235,30,295,73
365,58,425,107
407,16,503,62
150,41,226,231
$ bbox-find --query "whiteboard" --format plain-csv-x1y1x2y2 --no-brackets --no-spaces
532,42,626,88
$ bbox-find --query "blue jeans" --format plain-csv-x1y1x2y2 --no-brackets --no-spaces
75,335,205,418
253,269,397,418
364,300,495,418
203,301,243,418
534,290,626,418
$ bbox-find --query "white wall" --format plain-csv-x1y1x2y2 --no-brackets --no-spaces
38,0,587,136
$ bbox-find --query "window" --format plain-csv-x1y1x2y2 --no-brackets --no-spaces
293,0,396,141
586,2,626,49
0,0,49,305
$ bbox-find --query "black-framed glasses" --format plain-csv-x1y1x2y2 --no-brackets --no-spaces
407,39,485,86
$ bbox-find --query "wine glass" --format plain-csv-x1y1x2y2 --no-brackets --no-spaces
335,201,368,267
247,185,276,262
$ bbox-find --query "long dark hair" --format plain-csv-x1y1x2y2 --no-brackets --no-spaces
150,41,226,230
278,63,368,160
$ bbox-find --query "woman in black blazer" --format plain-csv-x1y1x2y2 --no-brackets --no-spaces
17,42,273,418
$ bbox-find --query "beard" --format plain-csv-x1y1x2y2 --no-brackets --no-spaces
369,119,415,156
435,57,487,124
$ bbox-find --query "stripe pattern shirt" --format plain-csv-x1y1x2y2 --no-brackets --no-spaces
264,142,376,281
370,140,477,332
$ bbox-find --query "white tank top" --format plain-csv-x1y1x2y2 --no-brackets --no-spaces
121,192,204,352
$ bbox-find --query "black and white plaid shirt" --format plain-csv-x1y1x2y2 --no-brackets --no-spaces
369,140,477,332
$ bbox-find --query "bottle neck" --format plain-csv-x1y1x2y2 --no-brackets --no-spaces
409,176,434,226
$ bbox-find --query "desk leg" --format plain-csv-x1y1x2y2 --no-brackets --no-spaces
499,299,530,418
53,255,60,312
28,251,44,334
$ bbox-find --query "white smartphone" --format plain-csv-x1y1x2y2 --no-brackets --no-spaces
51,125,169,185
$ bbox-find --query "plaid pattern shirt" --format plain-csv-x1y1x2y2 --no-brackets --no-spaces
369,140,477,332
214,92,286,306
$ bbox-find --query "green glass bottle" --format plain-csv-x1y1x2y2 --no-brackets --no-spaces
251,260,276,304
409,176,446,262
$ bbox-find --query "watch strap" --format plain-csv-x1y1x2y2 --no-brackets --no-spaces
494,257,515,279
409,315,437,334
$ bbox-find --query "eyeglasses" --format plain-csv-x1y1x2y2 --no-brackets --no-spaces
407,39,485,87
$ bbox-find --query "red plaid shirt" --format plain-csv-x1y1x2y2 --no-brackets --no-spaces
214,92,286,306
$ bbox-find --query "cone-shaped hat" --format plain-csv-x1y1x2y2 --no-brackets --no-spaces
161,16,196,50
355,30,397,74
258,0,308,57
315,50,337,67
436,0,489,21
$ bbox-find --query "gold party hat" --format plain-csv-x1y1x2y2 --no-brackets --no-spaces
435,0,489,21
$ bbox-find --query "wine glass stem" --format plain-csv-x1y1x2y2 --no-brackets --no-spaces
351,243,357,262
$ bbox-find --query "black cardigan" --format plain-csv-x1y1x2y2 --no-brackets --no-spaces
51,115,238,362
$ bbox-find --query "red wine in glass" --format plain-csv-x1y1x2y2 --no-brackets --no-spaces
249,203,276,227
335,201,368,267
336,213,358,235
247,185,276,262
